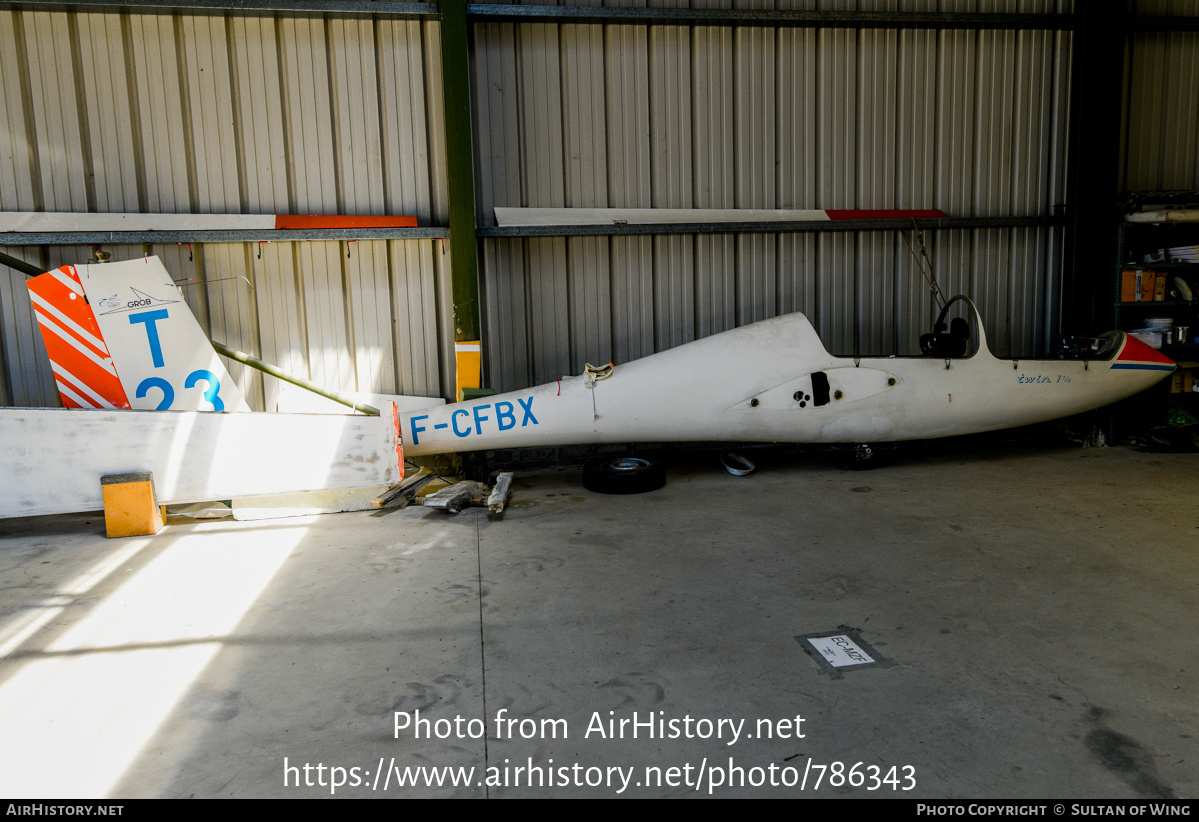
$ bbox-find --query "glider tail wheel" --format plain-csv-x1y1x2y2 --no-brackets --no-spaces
843,443,877,470
582,456,667,495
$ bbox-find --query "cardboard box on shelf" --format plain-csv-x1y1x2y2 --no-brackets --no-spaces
1122,269,1138,302
1170,363,1198,394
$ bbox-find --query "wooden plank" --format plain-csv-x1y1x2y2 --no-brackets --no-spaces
368,468,433,509
231,485,392,520
0,408,401,518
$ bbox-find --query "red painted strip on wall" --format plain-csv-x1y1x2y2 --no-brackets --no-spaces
273,214,418,229
824,209,945,221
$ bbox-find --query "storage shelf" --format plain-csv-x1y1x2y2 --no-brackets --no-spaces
1110,210,1199,438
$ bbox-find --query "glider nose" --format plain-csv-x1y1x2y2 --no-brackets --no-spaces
1115,333,1177,372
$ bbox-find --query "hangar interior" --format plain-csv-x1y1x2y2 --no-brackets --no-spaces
0,0,1197,800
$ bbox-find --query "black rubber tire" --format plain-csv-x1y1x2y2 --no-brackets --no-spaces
582,456,667,495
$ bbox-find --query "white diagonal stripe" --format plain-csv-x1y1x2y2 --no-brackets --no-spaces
49,267,86,297
33,310,119,376
54,380,96,409
29,291,108,354
50,362,117,409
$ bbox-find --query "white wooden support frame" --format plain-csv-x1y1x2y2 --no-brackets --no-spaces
0,408,402,518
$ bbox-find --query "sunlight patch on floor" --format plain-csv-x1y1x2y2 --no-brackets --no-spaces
0,523,307,798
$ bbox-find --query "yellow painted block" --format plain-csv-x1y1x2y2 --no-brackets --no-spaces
455,340,482,402
101,472,164,538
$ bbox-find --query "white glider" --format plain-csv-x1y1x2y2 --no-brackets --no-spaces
25,259,1175,462
401,297,1174,456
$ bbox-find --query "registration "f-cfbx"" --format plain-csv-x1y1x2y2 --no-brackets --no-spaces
408,397,538,445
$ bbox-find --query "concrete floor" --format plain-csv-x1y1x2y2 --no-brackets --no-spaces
0,441,1195,799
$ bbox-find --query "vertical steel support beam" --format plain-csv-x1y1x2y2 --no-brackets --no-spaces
439,0,480,344
1062,0,1126,336
0,251,44,406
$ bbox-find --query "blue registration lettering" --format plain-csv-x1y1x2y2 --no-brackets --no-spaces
473,404,492,435
496,401,516,431
451,409,471,437
518,396,538,427
410,414,429,445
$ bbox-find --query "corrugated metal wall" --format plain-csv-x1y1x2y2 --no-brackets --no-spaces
4,1,1198,408
473,2,1075,391
1123,0,1199,191
0,10,452,409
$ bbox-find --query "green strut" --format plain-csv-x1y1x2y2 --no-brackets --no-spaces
439,0,480,344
